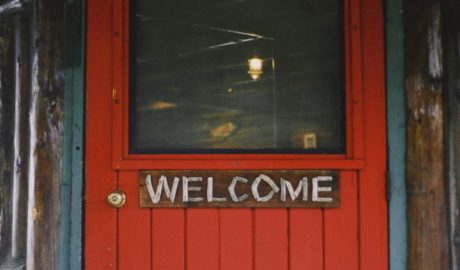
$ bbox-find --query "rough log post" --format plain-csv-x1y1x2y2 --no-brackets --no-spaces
26,0,64,269
404,0,450,269
0,23,14,262
11,15,30,262
455,15,460,270
445,0,460,268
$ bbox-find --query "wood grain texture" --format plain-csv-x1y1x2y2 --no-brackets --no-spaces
0,22,14,264
11,15,29,263
139,170,339,208
404,0,449,269
25,0,65,268
445,1,460,267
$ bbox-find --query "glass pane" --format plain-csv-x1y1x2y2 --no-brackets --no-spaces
130,0,345,153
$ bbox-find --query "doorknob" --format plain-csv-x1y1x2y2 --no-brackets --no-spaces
107,190,126,208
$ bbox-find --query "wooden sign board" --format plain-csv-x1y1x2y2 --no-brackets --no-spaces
139,170,339,208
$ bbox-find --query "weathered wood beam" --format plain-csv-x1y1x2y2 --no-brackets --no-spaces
11,15,29,262
0,0,29,18
447,33,460,270
404,0,449,269
0,22,14,262
25,0,64,269
445,0,460,268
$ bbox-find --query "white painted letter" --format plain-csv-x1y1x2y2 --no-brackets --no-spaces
146,175,179,203
207,177,227,202
228,176,249,202
312,176,333,202
183,177,204,202
252,174,280,202
280,177,308,202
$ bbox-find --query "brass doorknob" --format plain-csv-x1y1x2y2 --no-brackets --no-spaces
107,191,126,208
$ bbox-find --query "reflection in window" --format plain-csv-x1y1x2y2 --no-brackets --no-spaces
130,0,344,153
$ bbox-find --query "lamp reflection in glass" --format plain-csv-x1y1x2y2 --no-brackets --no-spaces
248,57,263,80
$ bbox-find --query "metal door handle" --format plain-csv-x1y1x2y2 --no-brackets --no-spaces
107,190,126,208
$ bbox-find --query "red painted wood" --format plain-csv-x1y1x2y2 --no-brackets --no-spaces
113,159,365,170
344,0,354,158
85,0,117,269
112,0,124,162
122,0,131,160
289,209,323,270
128,154,346,160
86,0,388,269
349,0,365,160
254,209,288,270
220,209,253,270
359,0,388,269
324,171,359,269
152,209,185,270
186,209,220,270
118,171,151,270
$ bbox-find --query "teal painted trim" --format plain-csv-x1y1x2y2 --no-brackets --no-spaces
60,0,85,269
386,0,407,269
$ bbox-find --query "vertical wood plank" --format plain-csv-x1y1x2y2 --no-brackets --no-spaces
324,171,358,270
186,209,219,270
386,0,407,269
85,0,117,269
118,171,151,270
289,209,323,270
359,0,389,269
61,2,86,269
152,209,185,270
220,209,252,270
254,209,288,270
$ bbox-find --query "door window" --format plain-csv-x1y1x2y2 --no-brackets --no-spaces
129,0,345,154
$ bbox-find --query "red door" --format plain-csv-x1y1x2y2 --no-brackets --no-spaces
85,0,387,269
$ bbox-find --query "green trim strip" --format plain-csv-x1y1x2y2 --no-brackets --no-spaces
386,0,408,269
60,0,85,269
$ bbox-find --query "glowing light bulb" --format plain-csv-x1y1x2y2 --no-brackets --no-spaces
248,57,263,80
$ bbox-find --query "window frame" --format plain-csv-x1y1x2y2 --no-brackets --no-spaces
111,0,365,170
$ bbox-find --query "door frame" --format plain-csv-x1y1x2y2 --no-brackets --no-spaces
85,0,387,269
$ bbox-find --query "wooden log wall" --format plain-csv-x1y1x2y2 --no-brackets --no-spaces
445,0,460,269
0,0,64,269
11,15,30,262
0,22,16,267
26,0,64,268
404,0,450,269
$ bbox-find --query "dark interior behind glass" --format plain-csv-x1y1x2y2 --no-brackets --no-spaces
130,0,345,153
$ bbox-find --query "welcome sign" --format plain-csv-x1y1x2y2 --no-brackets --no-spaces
139,170,339,208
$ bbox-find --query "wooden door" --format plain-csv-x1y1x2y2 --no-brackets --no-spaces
85,0,388,269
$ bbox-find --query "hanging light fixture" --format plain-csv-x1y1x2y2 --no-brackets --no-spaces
248,57,263,80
